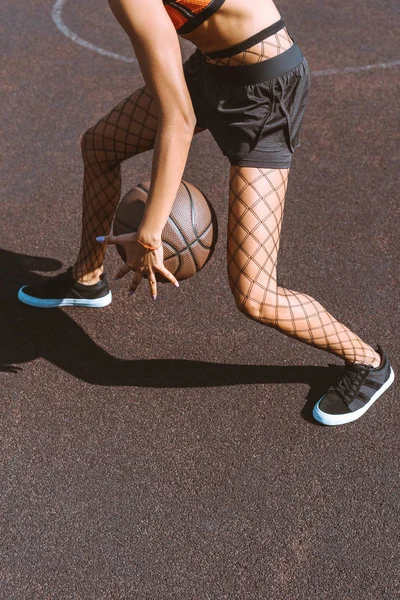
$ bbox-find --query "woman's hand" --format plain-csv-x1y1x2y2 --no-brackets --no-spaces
96,233,179,300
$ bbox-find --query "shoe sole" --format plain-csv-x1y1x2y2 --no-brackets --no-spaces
18,287,112,308
312,366,395,426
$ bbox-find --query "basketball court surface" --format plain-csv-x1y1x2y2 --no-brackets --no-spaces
1,1,399,598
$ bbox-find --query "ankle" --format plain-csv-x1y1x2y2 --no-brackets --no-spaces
346,350,381,369
72,265,104,285
358,350,381,369
369,351,382,369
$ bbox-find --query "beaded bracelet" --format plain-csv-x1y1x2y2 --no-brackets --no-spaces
136,236,162,251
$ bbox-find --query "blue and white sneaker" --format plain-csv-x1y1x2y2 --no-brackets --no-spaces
313,344,395,426
18,267,112,308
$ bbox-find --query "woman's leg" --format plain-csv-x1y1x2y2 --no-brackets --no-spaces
227,166,381,367
73,86,159,284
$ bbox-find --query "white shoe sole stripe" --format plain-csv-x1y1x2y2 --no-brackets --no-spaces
312,366,395,426
18,287,112,308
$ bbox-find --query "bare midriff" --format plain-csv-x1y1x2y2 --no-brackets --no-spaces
180,0,293,65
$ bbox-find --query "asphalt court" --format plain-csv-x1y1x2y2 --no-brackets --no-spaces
1,1,400,598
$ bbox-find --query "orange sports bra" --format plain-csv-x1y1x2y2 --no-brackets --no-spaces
163,0,226,34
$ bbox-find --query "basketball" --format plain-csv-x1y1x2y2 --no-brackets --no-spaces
112,180,218,281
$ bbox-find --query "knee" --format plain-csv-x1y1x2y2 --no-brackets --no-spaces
235,296,259,322
80,127,99,160
80,126,116,173
232,288,277,326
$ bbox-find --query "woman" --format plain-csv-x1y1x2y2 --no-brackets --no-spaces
18,0,394,425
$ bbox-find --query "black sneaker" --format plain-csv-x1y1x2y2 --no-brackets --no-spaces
18,267,112,308
313,344,395,426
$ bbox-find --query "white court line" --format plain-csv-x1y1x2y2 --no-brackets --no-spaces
312,60,400,76
52,0,399,76
51,0,137,64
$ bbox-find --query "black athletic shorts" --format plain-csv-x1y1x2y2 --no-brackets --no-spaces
183,42,311,168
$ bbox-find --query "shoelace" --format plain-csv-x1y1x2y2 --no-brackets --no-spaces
329,363,371,403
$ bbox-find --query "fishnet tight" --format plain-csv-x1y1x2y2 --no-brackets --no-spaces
228,166,380,367
73,87,159,283
205,27,293,67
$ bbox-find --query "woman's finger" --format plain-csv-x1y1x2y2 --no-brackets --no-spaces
96,234,116,245
96,232,136,246
114,263,132,280
155,266,180,288
128,270,143,295
148,271,158,300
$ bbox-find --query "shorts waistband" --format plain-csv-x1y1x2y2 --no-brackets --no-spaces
203,42,304,85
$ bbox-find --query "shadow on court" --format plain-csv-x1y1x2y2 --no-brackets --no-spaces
1,247,339,422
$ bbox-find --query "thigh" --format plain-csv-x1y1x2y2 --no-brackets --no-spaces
227,165,290,305
82,85,207,168
82,86,158,166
